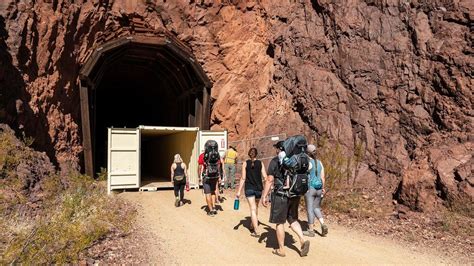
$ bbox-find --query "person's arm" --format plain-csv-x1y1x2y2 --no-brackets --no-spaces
199,164,203,184
261,161,267,182
236,161,247,198
262,174,274,207
170,163,175,183
183,163,188,182
320,162,326,194
221,158,226,180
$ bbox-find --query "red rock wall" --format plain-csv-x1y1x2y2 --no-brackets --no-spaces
0,0,472,211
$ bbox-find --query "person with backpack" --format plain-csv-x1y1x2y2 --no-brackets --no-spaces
236,148,267,237
303,144,328,237
262,138,310,257
170,154,188,207
199,140,224,216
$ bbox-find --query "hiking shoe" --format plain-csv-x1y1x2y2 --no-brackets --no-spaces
175,199,179,207
321,224,328,236
303,230,315,237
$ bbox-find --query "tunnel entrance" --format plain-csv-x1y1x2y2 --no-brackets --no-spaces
79,35,211,177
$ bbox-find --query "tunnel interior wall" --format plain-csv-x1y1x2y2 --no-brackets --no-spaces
141,131,196,182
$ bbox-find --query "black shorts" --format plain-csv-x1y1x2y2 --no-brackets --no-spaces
203,178,218,194
245,188,262,199
269,193,300,224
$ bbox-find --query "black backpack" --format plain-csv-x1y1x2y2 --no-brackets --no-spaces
204,140,220,179
280,135,310,197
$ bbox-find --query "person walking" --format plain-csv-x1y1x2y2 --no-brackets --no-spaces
236,148,267,237
262,141,310,257
199,148,224,216
303,144,328,237
170,154,188,207
224,145,238,190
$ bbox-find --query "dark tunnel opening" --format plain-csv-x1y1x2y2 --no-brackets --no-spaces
79,36,211,177
94,60,188,173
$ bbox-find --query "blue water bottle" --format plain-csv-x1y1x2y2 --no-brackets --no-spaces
234,197,240,210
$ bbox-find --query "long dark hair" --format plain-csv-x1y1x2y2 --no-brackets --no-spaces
248,148,258,168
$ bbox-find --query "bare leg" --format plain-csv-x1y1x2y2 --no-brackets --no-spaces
289,220,306,246
276,223,286,254
205,194,213,212
210,194,216,210
247,197,259,234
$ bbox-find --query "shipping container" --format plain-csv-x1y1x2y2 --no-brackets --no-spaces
107,126,227,194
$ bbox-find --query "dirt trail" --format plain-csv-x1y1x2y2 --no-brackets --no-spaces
120,190,454,264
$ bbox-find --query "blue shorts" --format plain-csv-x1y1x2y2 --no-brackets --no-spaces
245,188,262,199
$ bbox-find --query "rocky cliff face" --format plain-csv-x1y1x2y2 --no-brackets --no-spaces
0,0,472,212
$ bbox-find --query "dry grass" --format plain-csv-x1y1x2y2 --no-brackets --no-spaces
1,175,135,264
0,127,136,264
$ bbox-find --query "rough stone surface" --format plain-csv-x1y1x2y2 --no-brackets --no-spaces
0,1,472,211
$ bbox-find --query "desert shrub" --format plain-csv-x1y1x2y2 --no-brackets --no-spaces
1,174,135,264
0,126,136,264
312,135,372,215
316,135,366,192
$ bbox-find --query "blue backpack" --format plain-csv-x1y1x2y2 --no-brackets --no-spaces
309,159,323,189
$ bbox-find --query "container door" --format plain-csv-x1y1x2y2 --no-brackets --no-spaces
188,131,200,189
107,128,140,193
199,130,228,155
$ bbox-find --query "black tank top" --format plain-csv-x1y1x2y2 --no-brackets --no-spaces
174,163,185,176
245,160,263,191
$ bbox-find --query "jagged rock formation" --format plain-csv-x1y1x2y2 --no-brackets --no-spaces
0,0,472,212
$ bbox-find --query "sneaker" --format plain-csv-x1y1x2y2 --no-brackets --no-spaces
303,230,315,237
175,199,179,207
207,211,215,217
321,224,328,236
212,210,218,215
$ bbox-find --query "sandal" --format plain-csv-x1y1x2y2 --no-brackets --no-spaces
300,240,310,257
272,249,286,257
250,231,260,238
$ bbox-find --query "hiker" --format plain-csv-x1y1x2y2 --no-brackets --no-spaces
224,145,238,190
170,154,188,207
199,140,225,216
304,144,328,237
236,147,267,237
262,140,310,257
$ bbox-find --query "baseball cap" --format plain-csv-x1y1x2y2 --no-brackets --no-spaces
273,141,284,151
307,144,316,153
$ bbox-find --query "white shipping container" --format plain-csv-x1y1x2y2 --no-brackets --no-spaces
107,126,227,194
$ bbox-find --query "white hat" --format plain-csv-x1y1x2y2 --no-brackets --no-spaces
307,144,316,153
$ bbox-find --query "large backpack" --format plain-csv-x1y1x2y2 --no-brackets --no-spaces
204,140,220,179
280,135,310,197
